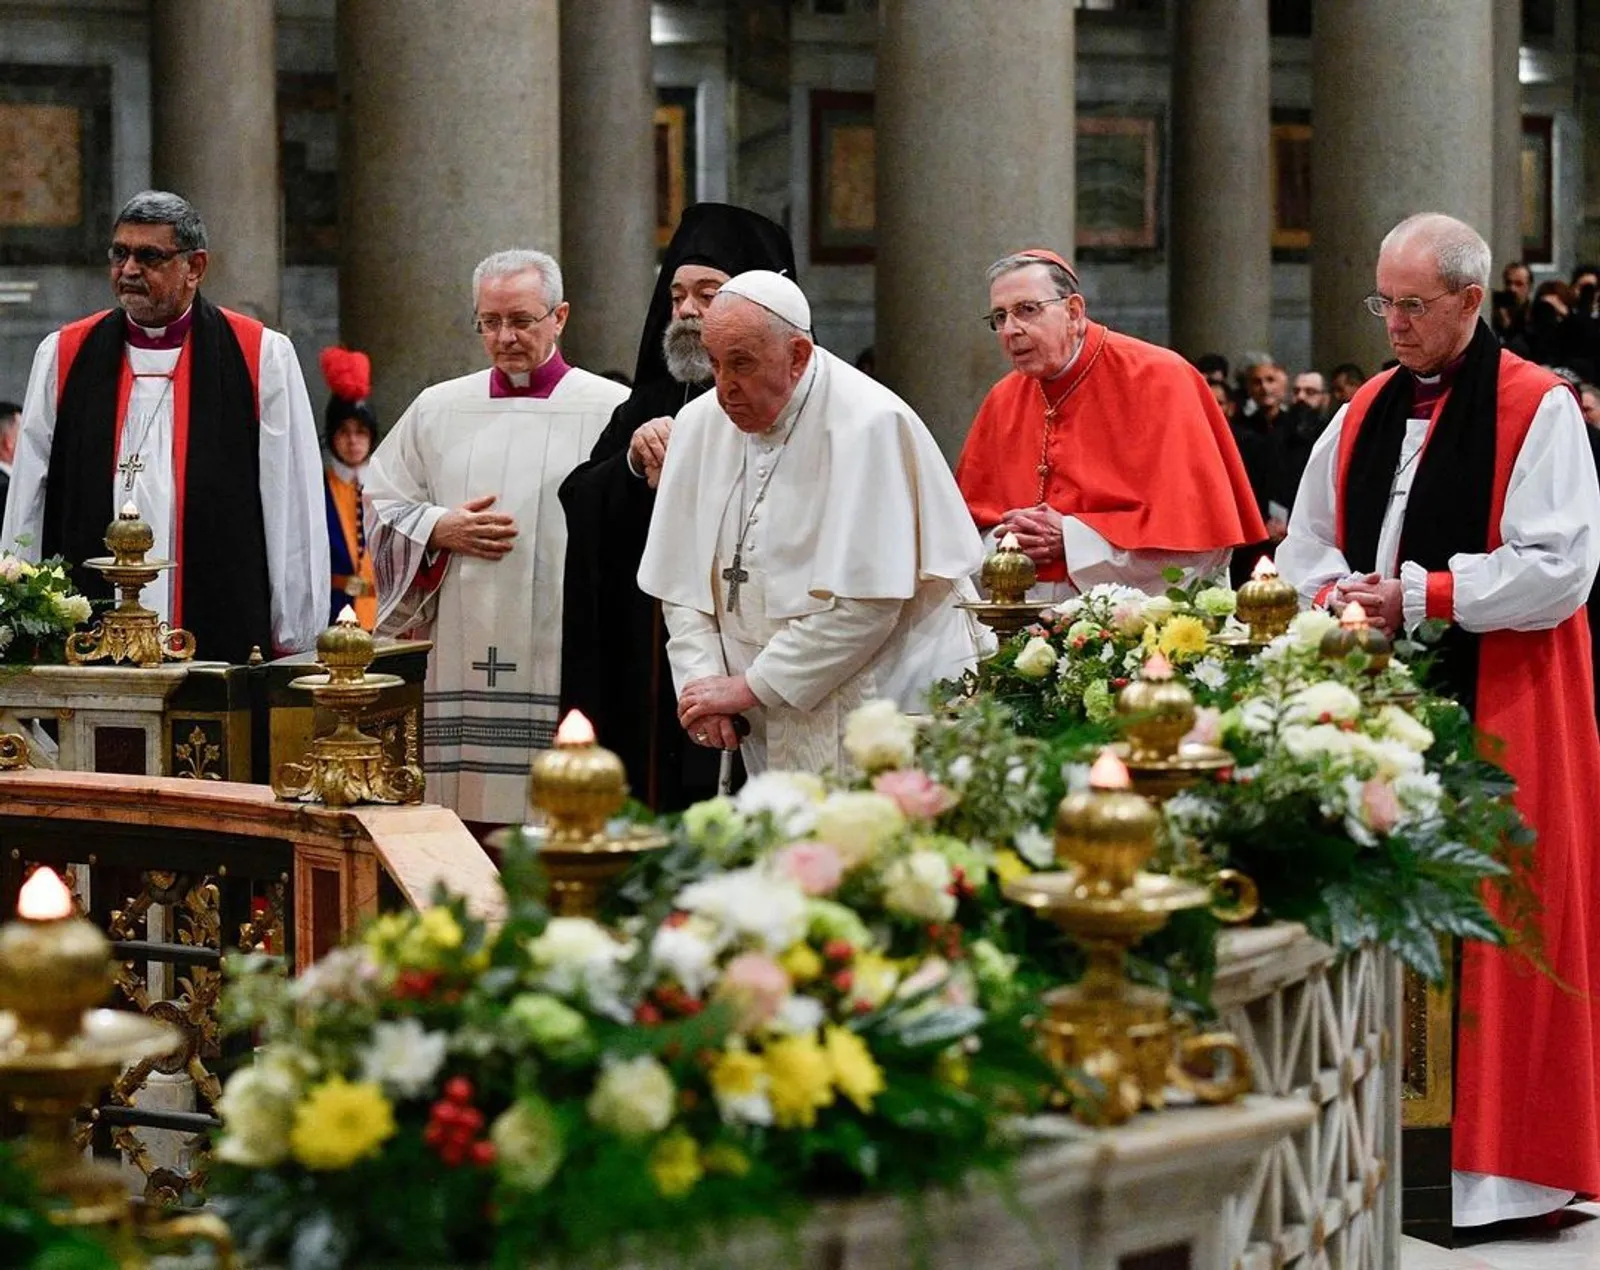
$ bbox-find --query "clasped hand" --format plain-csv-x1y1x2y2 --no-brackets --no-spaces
678,675,758,750
1334,572,1404,636
997,503,1064,565
429,494,518,559
629,417,672,489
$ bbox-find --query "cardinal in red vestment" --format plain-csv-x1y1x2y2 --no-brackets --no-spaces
1278,212,1600,1227
955,248,1264,601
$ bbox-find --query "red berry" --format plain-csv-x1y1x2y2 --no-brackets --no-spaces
423,1122,446,1147
456,1107,484,1135
439,1140,467,1168
470,1140,497,1167
635,1002,662,1025
443,1076,474,1105
682,998,704,1016
831,970,854,993
823,940,854,963
853,999,874,1016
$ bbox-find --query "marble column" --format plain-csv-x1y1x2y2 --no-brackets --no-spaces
876,0,1075,460
1169,0,1272,369
559,0,655,377
151,0,281,324
1490,0,1522,274
338,0,561,424
1311,0,1495,374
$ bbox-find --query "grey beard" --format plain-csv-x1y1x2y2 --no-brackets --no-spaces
662,318,713,384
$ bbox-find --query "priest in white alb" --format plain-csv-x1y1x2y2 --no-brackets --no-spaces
638,270,986,775
364,250,627,827
2,190,326,661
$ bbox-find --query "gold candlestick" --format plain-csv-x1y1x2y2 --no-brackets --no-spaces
0,868,235,1265
1233,555,1299,644
1004,752,1251,1125
1114,653,1233,802
65,504,196,667
958,532,1048,640
1319,600,1393,673
272,608,423,806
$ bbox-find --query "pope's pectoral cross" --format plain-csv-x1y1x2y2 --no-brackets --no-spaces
721,554,749,613
118,453,145,491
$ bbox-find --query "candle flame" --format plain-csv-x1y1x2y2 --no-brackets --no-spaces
120,501,140,518
1251,555,1280,580
336,604,359,625
17,867,73,921
1088,748,1132,791
1142,651,1174,681
999,531,1021,552
1339,601,1370,629
555,710,596,746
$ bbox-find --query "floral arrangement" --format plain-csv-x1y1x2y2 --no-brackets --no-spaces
210,824,1051,1270
0,552,93,664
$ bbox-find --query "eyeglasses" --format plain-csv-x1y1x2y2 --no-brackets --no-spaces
107,244,193,269
474,310,555,335
982,297,1069,331
1363,290,1455,319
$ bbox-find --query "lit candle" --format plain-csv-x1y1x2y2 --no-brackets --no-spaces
1088,748,1132,791
17,867,73,921
336,604,359,626
554,710,597,747
999,531,1022,552
1340,601,1370,629
1141,651,1174,681
1250,555,1280,581
120,501,140,518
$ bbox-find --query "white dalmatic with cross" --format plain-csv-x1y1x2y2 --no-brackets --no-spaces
363,365,628,824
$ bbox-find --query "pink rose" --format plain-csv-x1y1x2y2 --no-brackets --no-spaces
717,952,791,1031
1361,777,1401,835
775,841,845,895
872,770,959,822
1181,706,1222,748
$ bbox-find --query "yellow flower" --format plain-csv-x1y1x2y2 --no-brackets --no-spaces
288,1078,395,1171
779,942,824,984
762,1033,835,1128
648,1129,704,1198
992,848,1031,887
1156,615,1210,660
708,1046,766,1101
846,951,900,1011
824,1025,885,1113
935,1047,971,1089
701,1141,752,1177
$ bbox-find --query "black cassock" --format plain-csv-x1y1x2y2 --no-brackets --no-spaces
558,203,796,811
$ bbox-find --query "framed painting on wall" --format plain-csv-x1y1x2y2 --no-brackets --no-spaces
1075,113,1160,252
0,64,113,266
654,86,698,251
809,90,875,264
1521,114,1553,266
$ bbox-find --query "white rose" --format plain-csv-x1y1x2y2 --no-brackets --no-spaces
1013,636,1058,680
812,791,906,869
734,770,826,836
1286,681,1362,724
648,917,721,996
214,1060,299,1167
587,1055,677,1137
1367,735,1425,779
1194,586,1237,618
1393,770,1444,823
882,850,958,923
1141,595,1176,624
1288,608,1339,651
50,592,92,625
1013,824,1055,868
843,699,918,773
1188,658,1228,690
526,917,633,1017
1376,704,1434,753
1281,723,1357,764
359,1017,449,1099
673,867,809,953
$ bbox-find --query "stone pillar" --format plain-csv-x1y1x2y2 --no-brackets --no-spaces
876,0,1075,460
151,0,281,324
1169,0,1271,368
339,0,561,424
1491,0,1522,273
560,0,655,376
1311,0,1494,373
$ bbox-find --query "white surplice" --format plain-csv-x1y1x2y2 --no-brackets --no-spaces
1,316,327,654
639,349,987,776
365,367,628,824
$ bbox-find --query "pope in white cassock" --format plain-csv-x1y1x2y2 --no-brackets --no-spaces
364,250,627,826
638,271,986,775
2,190,326,662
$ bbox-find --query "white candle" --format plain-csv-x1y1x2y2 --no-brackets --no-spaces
17,867,73,921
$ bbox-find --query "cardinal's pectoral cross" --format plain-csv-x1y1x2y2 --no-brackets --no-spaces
118,452,145,492
721,553,750,613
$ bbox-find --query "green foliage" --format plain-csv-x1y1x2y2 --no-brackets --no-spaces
0,1143,119,1270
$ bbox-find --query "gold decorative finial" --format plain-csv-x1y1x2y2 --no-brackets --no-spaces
1319,600,1393,672
1234,555,1299,643
65,505,196,666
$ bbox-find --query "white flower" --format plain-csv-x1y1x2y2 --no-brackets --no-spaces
1065,619,1099,642
0,626,12,654
1194,586,1237,618
0,555,30,584
491,1097,565,1192
1164,791,1221,835
734,771,825,837
1097,641,1116,663
1285,681,1362,724
1281,722,1358,764
1013,824,1056,868
525,917,633,1018
1367,735,1425,779
1188,658,1228,690
767,993,826,1036
359,1018,448,1098
946,754,975,788
812,791,906,869
1049,596,1085,620
214,1058,300,1167
1141,595,1176,624
49,592,92,625
1288,608,1339,651
1013,636,1058,680
1376,704,1434,753
1393,770,1444,823
843,699,918,773
882,850,958,923
648,918,721,997
587,1055,677,1137
289,945,380,1006
1231,697,1278,737
673,867,809,953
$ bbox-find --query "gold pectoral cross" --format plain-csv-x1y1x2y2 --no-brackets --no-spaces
721,553,749,613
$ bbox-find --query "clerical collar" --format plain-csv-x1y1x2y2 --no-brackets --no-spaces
124,305,195,351
489,347,570,399
757,353,819,443
328,457,366,484
1043,333,1087,385
1410,347,1469,416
